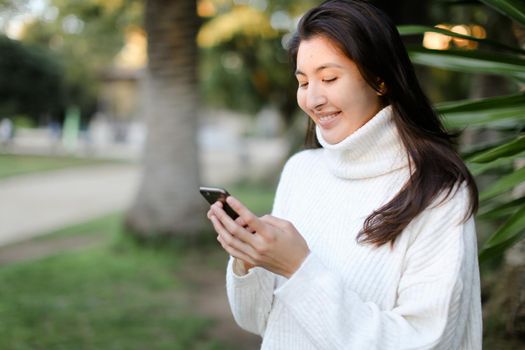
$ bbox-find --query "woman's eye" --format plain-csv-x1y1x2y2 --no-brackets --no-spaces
323,77,337,83
299,82,309,88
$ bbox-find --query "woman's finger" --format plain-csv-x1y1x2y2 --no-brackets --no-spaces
209,214,229,237
221,231,259,259
211,215,250,249
235,216,247,226
227,198,276,244
236,216,256,233
226,196,264,233
213,213,260,254
208,201,223,219
211,203,257,244
216,229,256,265
211,203,238,229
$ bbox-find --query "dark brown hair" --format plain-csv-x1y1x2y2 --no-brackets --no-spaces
288,0,478,246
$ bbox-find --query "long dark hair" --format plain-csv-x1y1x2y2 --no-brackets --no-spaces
288,0,478,246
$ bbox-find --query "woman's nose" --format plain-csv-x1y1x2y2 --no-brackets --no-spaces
305,85,327,110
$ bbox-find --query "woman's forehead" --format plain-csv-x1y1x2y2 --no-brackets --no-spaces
296,36,353,71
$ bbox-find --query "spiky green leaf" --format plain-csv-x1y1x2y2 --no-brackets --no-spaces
477,196,525,220
480,0,525,27
440,106,525,129
467,136,525,163
479,166,525,201
437,93,525,113
408,47,525,80
479,204,525,262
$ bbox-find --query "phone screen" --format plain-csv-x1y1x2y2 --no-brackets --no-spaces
199,186,239,220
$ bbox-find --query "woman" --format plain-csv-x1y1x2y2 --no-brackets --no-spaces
207,0,482,348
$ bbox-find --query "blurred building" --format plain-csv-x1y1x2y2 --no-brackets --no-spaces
94,28,147,156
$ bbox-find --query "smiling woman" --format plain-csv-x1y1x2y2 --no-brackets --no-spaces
206,1,482,349
295,36,384,144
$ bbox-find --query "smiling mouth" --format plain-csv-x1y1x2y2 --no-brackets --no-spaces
317,111,341,127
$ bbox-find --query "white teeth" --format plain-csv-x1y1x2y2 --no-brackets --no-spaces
319,112,339,121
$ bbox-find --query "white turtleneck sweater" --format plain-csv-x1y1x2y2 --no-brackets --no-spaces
226,106,482,349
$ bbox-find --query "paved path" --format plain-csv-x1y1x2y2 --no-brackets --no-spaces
0,164,140,246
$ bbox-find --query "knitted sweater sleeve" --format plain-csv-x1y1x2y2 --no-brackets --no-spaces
225,159,294,336
274,185,481,349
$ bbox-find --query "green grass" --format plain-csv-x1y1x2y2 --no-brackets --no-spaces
0,219,231,350
0,154,116,179
0,184,275,350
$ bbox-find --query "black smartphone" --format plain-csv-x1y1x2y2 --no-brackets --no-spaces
199,186,240,220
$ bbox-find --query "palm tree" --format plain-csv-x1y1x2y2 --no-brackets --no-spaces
126,0,206,237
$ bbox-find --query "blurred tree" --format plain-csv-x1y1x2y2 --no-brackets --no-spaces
0,35,64,122
0,0,27,25
198,1,312,125
125,0,206,238
18,0,143,125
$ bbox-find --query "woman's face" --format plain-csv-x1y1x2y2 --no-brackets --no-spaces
295,35,383,144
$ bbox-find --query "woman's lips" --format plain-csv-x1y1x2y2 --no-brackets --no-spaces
317,111,341,129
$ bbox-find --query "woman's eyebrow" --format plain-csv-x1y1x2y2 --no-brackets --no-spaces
295,63,344,76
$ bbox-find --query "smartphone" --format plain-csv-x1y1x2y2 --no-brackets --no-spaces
199,186,239,220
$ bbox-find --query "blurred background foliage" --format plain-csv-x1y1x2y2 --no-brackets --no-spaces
0,35,63,127
0,0,143,127
198,0,318,124
1,0,521,128
0,0,524,347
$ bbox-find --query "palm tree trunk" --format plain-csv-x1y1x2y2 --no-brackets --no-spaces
126,0,206,237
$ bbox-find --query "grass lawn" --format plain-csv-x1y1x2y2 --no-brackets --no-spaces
0,185,275,350
0,154,117,179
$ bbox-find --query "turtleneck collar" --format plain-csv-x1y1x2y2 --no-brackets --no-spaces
315,105,409,179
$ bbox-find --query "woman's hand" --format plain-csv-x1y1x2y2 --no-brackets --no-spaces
206,196,310,278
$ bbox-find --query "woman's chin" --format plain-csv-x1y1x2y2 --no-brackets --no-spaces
320,130,346,144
